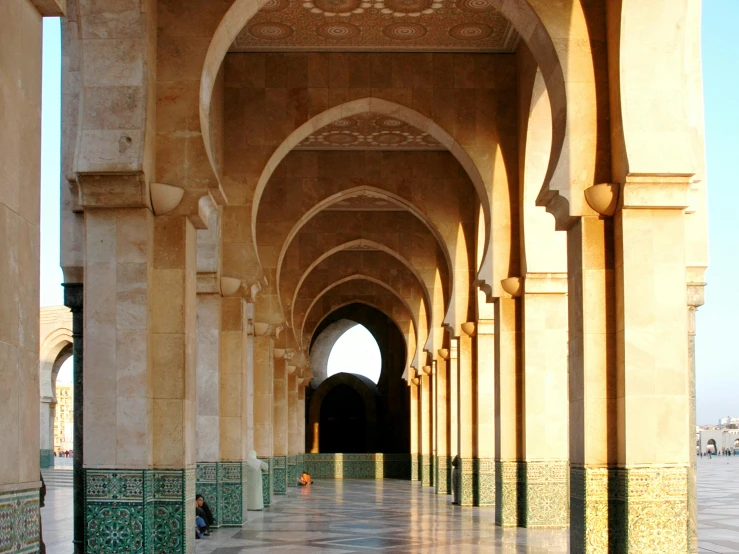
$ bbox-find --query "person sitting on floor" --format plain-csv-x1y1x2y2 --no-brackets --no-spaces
298,471,313,486
195,497,210,539
196,494,215,534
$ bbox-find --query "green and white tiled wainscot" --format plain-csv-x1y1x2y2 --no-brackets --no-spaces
304,453,412,479
0,487,40,553
84,468,195,554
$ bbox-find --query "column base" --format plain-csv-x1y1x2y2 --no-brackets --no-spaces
570,465,690,553
40,449,54,469
258,458,273,507
0,487,40,553
411,454,421,481
421,455,433,486
272,456,287,495
460,458,495,507
85,468,196,554
495,461,520,526
287,456,297,487
522,461,568,528
435,456,450,494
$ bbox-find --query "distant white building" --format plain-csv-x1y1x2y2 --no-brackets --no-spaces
697,428,739,454
718,416,739,427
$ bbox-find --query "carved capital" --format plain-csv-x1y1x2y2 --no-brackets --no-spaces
77,172,149,210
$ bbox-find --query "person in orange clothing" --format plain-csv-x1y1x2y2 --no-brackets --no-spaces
298,472,313,486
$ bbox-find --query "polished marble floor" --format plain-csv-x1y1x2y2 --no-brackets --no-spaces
40,456,739,553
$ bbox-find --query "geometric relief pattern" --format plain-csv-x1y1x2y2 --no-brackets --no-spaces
287,456,298,488
570,465,690,553
304,453,411,480
523,460,568,528
411,455,420,482
84,469,194,554
297,112,443,151
435,456,450,495
218,463,248,527
495,461,520,527
611,466,690,553
0,489,41,554
272,456,288,495
460,458,494,507
231,0,521,52
421,455,432,487
570,467,609,553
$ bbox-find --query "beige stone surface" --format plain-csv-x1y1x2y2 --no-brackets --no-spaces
8,0,708,548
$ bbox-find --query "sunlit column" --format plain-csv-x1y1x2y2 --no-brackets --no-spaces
476,317,496,507
494,296,521,526
435,349,450,494
420,369,432,486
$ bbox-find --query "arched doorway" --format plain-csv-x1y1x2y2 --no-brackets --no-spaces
320,384,367,454
39,307,73,468
307,304,409,455
707,439,717,454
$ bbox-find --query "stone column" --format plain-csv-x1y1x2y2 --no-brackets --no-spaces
39,399,55,469
64,283,83,552
0,1,50,550
521,273,569,527
495,297,522,526
217,296,250,526
195,290,222,525
253,327,274,505
435,351,450,494
687,280,705,554
150,214,198,549
420,370,432,486
476,319,496,507
449,340,459,463
458,328,475,506
410,377,420,481
567,214,616,552
612,176,693,551
297,381,306,476
287,363,299,487
272,350,288,495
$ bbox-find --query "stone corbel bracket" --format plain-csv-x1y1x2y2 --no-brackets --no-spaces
584,183,620,216
220,277,242,296
500,277,522,298
150,182,185,216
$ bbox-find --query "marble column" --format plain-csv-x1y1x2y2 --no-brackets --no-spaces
612,176,693,551
81,208,198,553
216,296,250,525
475,319,496,507
449,341,459,464
521,273,569,527
253,329,274,505
287,366,299,487
420,370,433,487
0,1,48,550
458,330,475,506
410,377,420,481
687,281,705,554
297,382,306,476
495,297,522,527
39,399,55,468
272,351,288,495
435,352,450,494
567,214,616,552
150,214,198,551
195,291,223,525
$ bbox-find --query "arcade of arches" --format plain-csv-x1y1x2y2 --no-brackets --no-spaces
1,0,708,552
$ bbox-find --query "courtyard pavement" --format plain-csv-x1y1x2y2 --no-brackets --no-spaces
40,456,739,552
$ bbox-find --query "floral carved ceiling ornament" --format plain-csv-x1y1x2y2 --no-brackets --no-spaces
231,0,520,51
295,112,444,151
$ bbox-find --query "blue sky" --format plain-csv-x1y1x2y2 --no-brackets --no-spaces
40,5,739,423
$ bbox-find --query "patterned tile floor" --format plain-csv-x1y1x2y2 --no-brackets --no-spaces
40,457,739,552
